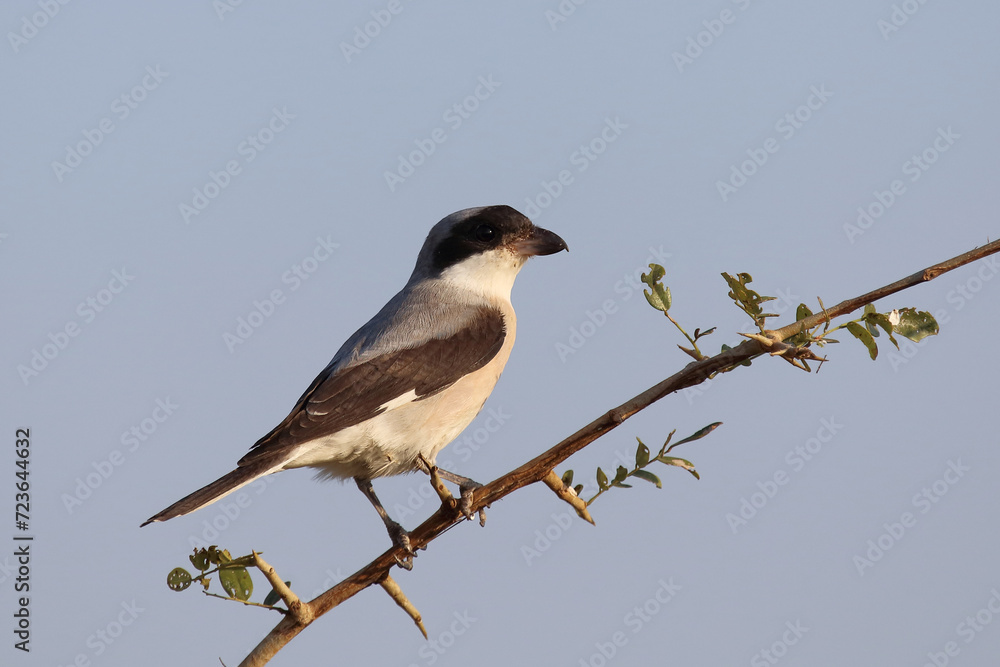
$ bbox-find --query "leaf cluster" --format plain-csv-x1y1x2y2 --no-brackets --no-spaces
721,271,778,331
560,423,722,507
167,546,286,609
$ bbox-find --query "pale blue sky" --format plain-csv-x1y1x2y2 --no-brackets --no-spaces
3,2,999,665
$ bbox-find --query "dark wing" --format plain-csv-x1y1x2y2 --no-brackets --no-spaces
237,306,506,467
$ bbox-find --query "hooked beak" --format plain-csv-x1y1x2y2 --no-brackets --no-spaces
513,226,568,257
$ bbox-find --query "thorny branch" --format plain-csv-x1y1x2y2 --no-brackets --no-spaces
237,238,1000,667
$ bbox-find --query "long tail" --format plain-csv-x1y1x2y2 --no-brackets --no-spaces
141,460,281,526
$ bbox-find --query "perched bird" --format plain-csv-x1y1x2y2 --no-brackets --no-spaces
142,205,567,560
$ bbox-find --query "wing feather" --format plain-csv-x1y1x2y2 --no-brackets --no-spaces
237,305,505,467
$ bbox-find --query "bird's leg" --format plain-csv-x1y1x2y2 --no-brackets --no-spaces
355,478,414,569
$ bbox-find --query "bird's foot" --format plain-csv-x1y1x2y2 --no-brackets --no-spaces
417,455,487,526
458,481,485,525
386,520,415,570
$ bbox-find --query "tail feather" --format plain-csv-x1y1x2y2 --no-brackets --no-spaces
141,460,281,526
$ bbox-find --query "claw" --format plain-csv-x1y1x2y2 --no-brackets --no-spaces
387,520,416,569
457,481,483,522
417,461,487,526
387,520,413,554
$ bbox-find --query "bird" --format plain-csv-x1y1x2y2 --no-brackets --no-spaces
142,205,567,562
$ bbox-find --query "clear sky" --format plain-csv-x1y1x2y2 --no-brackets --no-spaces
3,2,999,665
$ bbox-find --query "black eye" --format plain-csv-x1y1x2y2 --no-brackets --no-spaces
474,224,496,243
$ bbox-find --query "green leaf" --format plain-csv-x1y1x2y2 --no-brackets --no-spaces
644,284,672,313
659,456,700,480
262,582,290,608
189,549,211,572
668,422,723,451
693,327,716,340
219,566,254,601
641,263,665,285
863,311,899,348
573,484,584,496
167,567,193,592
721,272,778,327
561,469,574,487
862,304,884,337
631,470,662,488
796,304,813,321
846,321,878,360
894,309,939,342
641,264,671,312
611,465,631,488
596,467,609,491
635,439,650,468
721,272,752,305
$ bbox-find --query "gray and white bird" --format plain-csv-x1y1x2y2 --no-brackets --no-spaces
142,205,567,558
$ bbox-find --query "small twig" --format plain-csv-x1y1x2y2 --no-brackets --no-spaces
252,553,312,625
201,593,286,613
418,454,458,511
379,574,428,639
541,470,595,525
